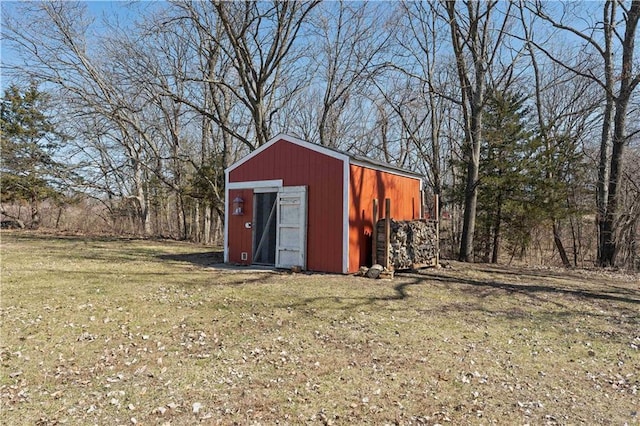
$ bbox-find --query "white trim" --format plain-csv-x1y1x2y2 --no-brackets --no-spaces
350,158,423,181
419,178,424,218
225,134,349,174
342,159,350,273
253,187,280,193
223,169,230,263
227,179,283,189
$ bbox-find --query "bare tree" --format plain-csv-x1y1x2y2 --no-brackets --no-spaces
444,0,514,262
391,1,459,203
210,1,319,148
520,2,597,267
526,1,640,266
2,2,162,235
616,144,640,269
309,1,391,148
2,2,214,237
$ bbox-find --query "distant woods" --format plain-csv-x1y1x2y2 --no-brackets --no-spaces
1,1,639,269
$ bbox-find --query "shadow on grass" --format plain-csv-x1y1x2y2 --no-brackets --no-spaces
157,251,224,268
2,230,141,243
394,270,640,306
273,268,639,320
473,265,639,294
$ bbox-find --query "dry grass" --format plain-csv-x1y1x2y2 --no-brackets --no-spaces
1,231,638,425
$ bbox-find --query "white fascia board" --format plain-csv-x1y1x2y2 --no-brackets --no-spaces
350,158,424,182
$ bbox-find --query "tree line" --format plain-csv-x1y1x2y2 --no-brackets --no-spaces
1,1,639,269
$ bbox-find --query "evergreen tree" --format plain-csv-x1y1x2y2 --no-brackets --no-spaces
0,83,68,228
476,90,539,263
535,131,592,267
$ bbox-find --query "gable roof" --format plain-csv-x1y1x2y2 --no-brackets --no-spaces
225,134,423,180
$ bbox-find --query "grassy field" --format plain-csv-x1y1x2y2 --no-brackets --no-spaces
1,231,638,425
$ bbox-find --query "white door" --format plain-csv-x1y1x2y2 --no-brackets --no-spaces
275,186,307,269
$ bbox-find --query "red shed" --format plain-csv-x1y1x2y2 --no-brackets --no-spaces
224,134,423,274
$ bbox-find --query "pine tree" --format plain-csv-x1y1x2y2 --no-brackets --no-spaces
0,83,67,228
477,90,538,263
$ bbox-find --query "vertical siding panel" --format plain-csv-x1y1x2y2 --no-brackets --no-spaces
308,151,320,269
348,165,421,273
227,188,254,265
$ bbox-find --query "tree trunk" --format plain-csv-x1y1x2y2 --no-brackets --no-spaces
176,193,187,240
459,100,482,262
570,215,579,267
601,184,618,266
552,221,571,267
429,105,442,200
213,209,223,245
459,160,480,263
599,0,640,266
596,1,616,265
601,112,628,266
491,198,502,264
193,201,201,243
596,99,613,262
55,206,64,229
446,1,499,262
143,192,151,236
133,160,151,237
30,195,41,229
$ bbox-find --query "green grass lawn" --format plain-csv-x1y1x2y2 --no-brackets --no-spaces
1,231,638,425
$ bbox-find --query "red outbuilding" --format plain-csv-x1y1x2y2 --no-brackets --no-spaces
224,134,423,274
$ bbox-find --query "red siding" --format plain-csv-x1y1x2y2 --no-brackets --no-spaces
227,188,254,265
229,139,344,273
348,164,422,273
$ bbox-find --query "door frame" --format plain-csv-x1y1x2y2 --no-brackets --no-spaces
224,180,308,270
224,180,283,263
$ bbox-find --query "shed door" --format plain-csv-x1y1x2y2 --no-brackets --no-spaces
275,186,307,269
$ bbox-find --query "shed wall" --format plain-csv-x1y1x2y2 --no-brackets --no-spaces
227,188,254,265
348,164,422,273
228,139,344,273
